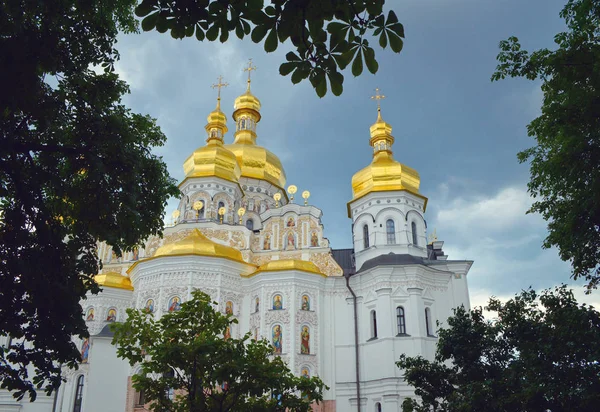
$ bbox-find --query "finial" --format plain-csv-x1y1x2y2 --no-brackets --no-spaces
243,58,257,92
371,87,386,121
273,192,282,208
302,190,310,206
428,228,438,245
193,200,204,219
211,75,229,109
287,185,297,203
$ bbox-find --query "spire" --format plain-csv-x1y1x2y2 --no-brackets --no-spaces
243,58,257,93
369,87,394,156
205,76,229,144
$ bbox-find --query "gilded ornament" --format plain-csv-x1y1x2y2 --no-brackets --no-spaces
302,190,310,206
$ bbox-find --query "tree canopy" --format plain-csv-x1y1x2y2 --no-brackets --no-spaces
112,290,327,411
0,0,178,401
134,0,405,97
492,0,600,290
397,286,600,412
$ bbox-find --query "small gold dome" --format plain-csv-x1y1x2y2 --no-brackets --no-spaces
225,81,286,189
350,108,426,211
182,98,241,185
247,259,325,277
154,229,245,264
95,271,134,291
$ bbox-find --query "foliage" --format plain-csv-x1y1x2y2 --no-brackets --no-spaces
492,0,600,290
112,290,327,411
0,0,179,401
134,0,405,97
397,286,600,412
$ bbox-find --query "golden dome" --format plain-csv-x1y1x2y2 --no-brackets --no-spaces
95,271,134,291
181,96,241,185
247,259,325,277
153,229,245,264
225,80,286,189
349,108,427,213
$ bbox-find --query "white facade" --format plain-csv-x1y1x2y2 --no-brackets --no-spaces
1,98,473,412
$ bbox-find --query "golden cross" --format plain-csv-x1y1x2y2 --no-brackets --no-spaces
243,58,257,88
211,75,229,99
371,87,386,110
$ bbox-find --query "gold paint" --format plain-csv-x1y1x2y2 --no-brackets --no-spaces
348,101,427,216
309,252,343,277
129,229,247,272
182,77,241,185
225,66,287,190
246,259,325,278
95,271,134,291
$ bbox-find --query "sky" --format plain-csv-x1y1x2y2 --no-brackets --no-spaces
112,0,600,308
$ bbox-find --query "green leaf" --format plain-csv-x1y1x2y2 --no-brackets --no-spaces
352,50,363,77
379,31,388,49
135,1,154,17
219,27,229,43
279,62,296,76
388,32,404,53
387,10,399,25
291,68,308,85
327,71,344,96
141,13,158,32
235,25,244,39
364,47,378,74
195,27,205,41
286,52,300,62
315,73,327,98
251,25,269,43
206,25,219,41
185,25,194,38
264,28,278,52
156,17,169,34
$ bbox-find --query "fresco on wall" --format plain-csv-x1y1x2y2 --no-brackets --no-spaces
225,301,233,315
301,294,310,311
272,325,282,354
145,299,155,313
224,326,231,340
86,308,94,321
272,294,283,310
311,232,319,247
106,308,117,322
301,325,310,354
81,339,90,363
255,297,260,313
168,296,181,312
301,367,310,378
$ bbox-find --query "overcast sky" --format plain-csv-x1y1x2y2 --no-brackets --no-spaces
112,0,599,307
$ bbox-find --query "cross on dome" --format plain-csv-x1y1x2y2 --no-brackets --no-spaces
243,58,257,91
371,87,386,121
211,75,229,109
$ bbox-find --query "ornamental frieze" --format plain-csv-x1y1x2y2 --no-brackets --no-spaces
309,252,343,277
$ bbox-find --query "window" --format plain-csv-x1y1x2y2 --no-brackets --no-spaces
72,375,84,412
135,389,146,407
386,219,396,244
370,310,378,339
396,306,406,335
411,221,418,245
245,219,254,230
375,402,382,412
218,201,225,210
425,307,433,336
363,225,369,249
164,369,175,400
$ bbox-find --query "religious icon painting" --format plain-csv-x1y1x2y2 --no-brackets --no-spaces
255,296,260,313
301,294,310,311
106,308,117,322
145,299,155,314
310,232,319,247
287,217,295,227
132,248,139,261
286,232,295,249
272,294,283,310
224,326,231,340
301,367,310,378
300,325,310,354
272,325,283,354
168,296,181,312
85,308,94,321
81,339,90,363
225,301,233,315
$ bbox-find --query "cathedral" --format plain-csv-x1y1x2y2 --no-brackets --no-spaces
1,68,472,412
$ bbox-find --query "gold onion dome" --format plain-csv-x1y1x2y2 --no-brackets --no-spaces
249,259,325,277
182,78,241,185
350,105,425,207
153,229,245,264
224,62,286,190
95,271,134,291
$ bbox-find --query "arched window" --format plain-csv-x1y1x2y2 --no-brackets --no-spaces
72,375,84,412
396,306,406,335
411,221,418,245
425,307,433,336
375,402,382,412
135,389,146,407
363,225,369,249
245,219,254,230
370,310,378,339
240,119,246,129
386,219,396,244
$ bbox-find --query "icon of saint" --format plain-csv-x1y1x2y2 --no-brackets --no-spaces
301,295,310,311
106,309,117,322
272,325,282,354
225,301,233,315
86,308,94,321
168,297,180,312
273,295,283,310
81,339,90,363
311,232,319,247
301,326,310,354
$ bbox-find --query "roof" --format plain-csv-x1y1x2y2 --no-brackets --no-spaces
95,324,115,338
357,252,468,273
331,248,355,276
